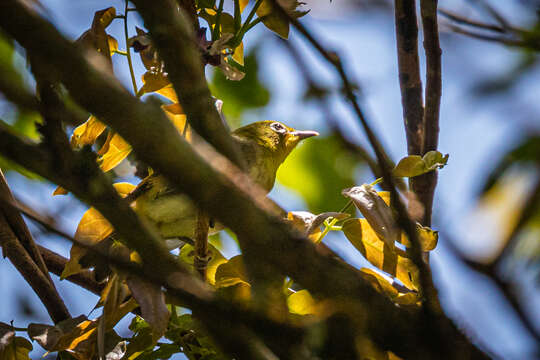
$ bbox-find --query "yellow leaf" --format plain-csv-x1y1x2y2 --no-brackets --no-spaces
61,183,134,279
70,115,107,148
156,85,178,103
98,133,132,172
215,255,249,287
287,289,316,315
359,268,398,299
107,35,118,55
53,186,69,196
232,42,244,66
399,223,438,251
161,103,191,141
239,0,249,12
342,219,420,290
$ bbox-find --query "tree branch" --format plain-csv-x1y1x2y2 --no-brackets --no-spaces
0,2,489,358
132,0,246,170
394,0,424,156
0,173,71,323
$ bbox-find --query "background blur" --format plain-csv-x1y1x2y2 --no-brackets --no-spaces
1,0,539,358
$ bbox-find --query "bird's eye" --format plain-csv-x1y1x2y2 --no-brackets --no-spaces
270,122,286,134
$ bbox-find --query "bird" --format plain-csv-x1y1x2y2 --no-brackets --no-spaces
129,120,318,246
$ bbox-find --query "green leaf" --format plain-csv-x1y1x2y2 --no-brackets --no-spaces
393,151,449,178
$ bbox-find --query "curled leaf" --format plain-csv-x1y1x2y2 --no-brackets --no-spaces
0,323,32,360
342,184,400,247
393,151,449,178
70,115,107,148
98,133,132,172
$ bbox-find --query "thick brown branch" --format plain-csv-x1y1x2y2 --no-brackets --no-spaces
38,246,104,295
0,193,70,323
395,0,424,156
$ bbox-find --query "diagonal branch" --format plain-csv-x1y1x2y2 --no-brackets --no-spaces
0,171,71,323
132,0,245,170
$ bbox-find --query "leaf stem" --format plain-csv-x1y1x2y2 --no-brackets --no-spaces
233,0,241,33
315,218,339,243
213,0,225,41
123,0,138,94
370,177,383,186
235,0,264,42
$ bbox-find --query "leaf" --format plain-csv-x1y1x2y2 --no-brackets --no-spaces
129,27,162,71
287,289,316,315
61,183,135,279
342,184,400,248
239,0,249,12
215,255,249,288
70,115,107,148
126,276,170,341
393,151,449,178
219,58,245,81
399,223,438,251
256,0,309,39
0,325,32,360
53,186,69,196
29,316,125,360
342,219,419,290
98,133,132,172
162,104,191,141
137,71,171,98
77,7,117,71
232,41,244,66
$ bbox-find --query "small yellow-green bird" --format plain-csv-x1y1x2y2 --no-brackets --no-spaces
131,120,318,247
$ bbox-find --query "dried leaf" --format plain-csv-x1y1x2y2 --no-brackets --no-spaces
393,151,449,178
287,289,316,315
77,7,117,71
342,184,400,248
129,27,162,71
0,324,32,360
287,211,349,242
70,115,107,148
98,133,132,172
126,276,170,341
53,186,69,196
219,58,245,81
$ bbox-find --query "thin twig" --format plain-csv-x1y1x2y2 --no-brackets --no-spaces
438,9,505,33
124,0,138,94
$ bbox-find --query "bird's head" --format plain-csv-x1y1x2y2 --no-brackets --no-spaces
232,120,319,191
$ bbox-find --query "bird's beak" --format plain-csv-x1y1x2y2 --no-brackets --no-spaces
289,130,319,140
